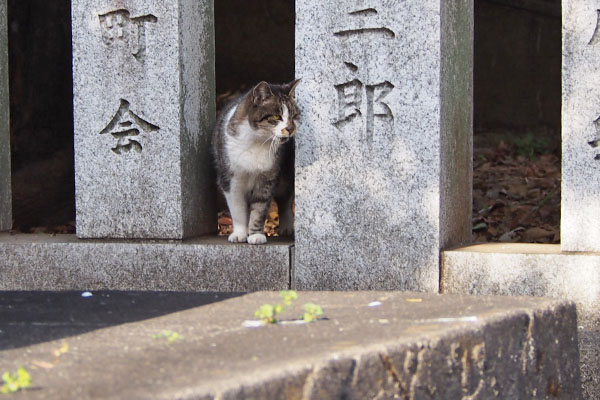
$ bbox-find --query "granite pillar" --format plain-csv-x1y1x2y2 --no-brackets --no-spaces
0,0,10,232
294,1,473,290
562,0,600,252
72,0,215,239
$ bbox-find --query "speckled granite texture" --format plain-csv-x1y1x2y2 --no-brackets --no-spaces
294,1,473,290
562,0,600,252
0,234,292,291
0,0,10,232
72,0,215,239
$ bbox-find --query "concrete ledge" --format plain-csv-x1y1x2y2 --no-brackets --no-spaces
442,243,599,326
0,291,581,399
0,233,292,291
441,243,599,399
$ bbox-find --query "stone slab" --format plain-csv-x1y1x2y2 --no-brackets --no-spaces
441,243,600,399
0,291,581,399
0,291,243,350
72,0,215,239
294,0,472,290
0,233,291,291
562,0,600,252
0,0,10,231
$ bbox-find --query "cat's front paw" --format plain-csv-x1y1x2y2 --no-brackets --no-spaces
247,233,267,245
228,231,248,243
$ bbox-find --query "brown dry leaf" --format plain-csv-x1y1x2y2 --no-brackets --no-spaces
406,298,422,303
32,360,55,369
506,183,528,198
522,227,554,242
217,216,232,226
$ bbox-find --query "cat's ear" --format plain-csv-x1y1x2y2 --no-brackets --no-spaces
252,81,273,104
286,78,301,99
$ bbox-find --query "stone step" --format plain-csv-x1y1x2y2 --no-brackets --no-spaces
442,243,600,399
0,291,582,399
0,233,293,291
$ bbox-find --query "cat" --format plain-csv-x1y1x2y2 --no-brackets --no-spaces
212,79,300,244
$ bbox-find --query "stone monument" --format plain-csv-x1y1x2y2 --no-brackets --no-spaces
294,1,473,290
72,0,215,239
0,0,10,232
562,1,600,252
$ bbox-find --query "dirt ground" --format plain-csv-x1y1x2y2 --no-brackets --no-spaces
471,134,560,244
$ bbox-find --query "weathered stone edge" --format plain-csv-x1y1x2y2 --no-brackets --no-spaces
170,300,581,400
0,233,292,291
441,243,597,400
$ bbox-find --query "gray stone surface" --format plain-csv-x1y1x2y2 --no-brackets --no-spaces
0,0,10,232
72,1,215,239
562,0,600,252
0,233,291,291
0,292,581,399
294,1,472,290
442,243,600,399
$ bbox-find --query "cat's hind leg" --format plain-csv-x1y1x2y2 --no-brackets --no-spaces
247,201,270,245
275,192,294,237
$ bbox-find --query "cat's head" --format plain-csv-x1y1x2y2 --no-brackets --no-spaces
246,79,301,141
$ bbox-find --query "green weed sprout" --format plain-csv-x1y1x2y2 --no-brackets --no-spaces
303,303,324,323
1,367,32,394
280,290,298,306
255,291,323,324
255,304,278,324
152,330,184,343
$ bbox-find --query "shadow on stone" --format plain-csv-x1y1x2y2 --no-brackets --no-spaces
0,290,244,350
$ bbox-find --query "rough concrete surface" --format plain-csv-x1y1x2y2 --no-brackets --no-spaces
0,291,243,350
294,0,472,292
0,292,581,399
0,0,10,232
0,233,292,291
442,243,599,399
562,0,600,252
72,0,215,239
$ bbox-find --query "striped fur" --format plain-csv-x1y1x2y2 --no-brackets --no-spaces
212,80,300,244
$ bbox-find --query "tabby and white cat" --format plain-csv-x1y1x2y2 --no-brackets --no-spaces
212,80,300,244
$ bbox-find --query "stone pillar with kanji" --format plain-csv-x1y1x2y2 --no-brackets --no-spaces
562,1,600,252
0,0,10,232
72,1,216,239
295,1,473,290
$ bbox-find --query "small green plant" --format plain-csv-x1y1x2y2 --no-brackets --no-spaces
255,291,323,324
152,330,184,343
1,367,32,394
302,303,324,323
255,304,278,324
513,132,549,160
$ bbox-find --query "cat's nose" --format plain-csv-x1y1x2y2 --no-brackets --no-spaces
281,127,295,137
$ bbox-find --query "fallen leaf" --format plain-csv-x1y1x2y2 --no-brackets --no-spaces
32,360,55,369
217,216,232,225
406,298,422,303
522,227,554,242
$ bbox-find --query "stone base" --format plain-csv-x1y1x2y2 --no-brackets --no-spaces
0,291,582,399
442,243,599,399
0,233,292,291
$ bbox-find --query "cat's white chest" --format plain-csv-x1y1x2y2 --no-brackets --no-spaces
226,134,274,173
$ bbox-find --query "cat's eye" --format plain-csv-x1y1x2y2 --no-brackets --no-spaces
267,115,281,122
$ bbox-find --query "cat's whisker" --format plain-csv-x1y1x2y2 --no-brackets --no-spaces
260,135,273,147
269,137,277,160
